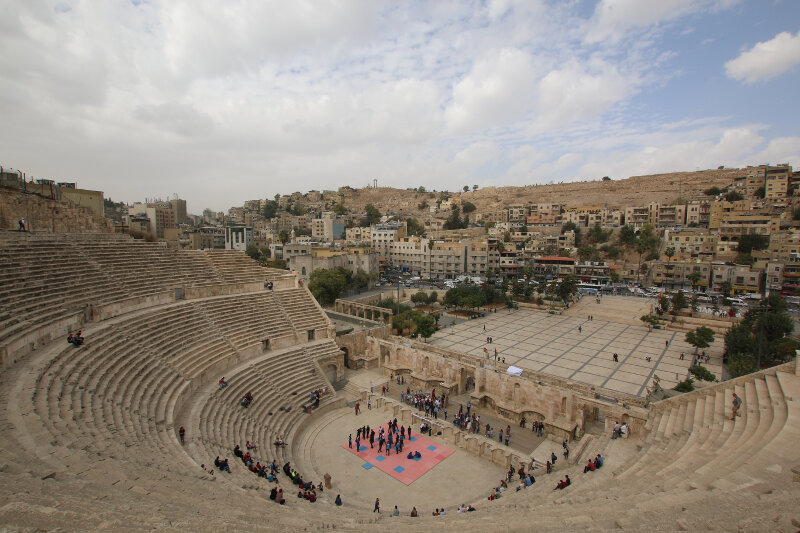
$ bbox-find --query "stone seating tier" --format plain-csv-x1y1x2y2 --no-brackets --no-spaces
276,289,328,326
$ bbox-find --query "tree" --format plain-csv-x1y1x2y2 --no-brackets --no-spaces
727,353,756,378
578,246,598,261
414,314,436,341
308,269,347,305
703,186,722,196
418,200,429,210
689,365,716,382
245,245,262,260
588,223,610,244
279,230,290,245
601,245,622,259
461,201,476,214
333,203,348,216
688,270,703,290
671,291,686,314
619,225,638,245
602,176,611,181
734,252,754,266
263,258,288,269
473,185,478,191
463,185,470,192
658,296,670,314
640,314,659,331
411,291,428,306
736,234,769,254
719,281,733,295
417,186,426,193
427,291,439,305
556,275,578,302
360,204,382,227
753,185,765,199
406,217,426,237
664,247,675,261
262,200,278,219
674,378,695,393
685,326,715,354
443,205,467,230
725,191,744,202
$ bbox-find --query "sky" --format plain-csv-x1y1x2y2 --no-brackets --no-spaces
2,0,800,213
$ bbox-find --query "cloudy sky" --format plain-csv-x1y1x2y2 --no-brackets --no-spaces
2,0,800,212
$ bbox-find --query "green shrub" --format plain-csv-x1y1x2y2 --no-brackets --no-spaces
689,365,716,382
673,378,695,393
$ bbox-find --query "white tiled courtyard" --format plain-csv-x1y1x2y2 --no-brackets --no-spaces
429,303,724,397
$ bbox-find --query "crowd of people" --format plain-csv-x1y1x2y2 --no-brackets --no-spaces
611,421,629,439
584,453,604,473
305,387,329,412
206,438,332,508
348,418,412,456
402,388,447,419
66,330,84,347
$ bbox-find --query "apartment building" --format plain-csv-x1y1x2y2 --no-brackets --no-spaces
650,261,711,290
371,222,407,259
665,228,718,260
430,241,467,280
654,203,687,227
718,213,781,245
686,200,711,226
711,263,761,294
708,199,753,229
765,165,791,199
533,256,575,281
479,210,509,224
390,237,430,276
624,204,655,228
745,166,767,197
507,205,529,223
527,204,561,226
768,231,800,259
574,262,612,284
311,217,344,242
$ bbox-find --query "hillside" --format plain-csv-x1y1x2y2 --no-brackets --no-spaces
339,168,744,216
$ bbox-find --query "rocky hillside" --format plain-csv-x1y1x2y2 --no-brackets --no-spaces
339,168,744,216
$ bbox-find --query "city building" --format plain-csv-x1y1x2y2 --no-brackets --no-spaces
224,224,254,252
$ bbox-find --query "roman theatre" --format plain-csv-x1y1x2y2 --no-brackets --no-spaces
1,231,798,532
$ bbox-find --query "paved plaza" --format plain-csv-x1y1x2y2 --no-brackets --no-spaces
429,303,724,397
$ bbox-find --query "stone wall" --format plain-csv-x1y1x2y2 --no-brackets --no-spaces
0,188,113,233
366,337,649,440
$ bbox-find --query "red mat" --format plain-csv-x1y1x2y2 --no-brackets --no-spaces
341,423,454,485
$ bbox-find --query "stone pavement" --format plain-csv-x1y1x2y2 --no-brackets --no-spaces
430,304,723,397
309,406,506,510
340,422,455,485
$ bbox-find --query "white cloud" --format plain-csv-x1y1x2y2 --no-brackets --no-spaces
534,60,635,132
725,30,800,84
0,0,794,211
444,48,538,134
749,136,800,166
584,0,740,44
